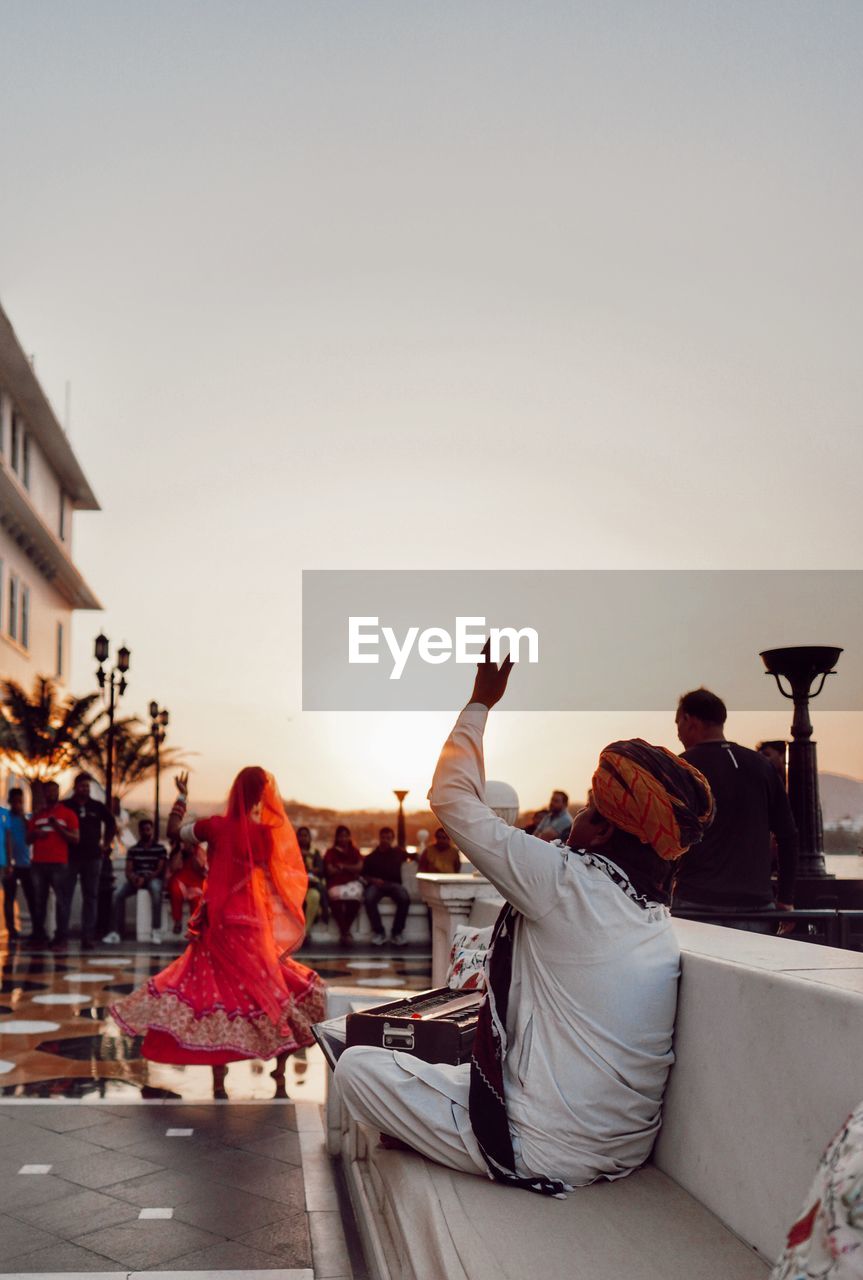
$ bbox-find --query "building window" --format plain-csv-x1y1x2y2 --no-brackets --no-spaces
56,620,64,677
59,491,67,541
10,415,20,473
20,585,30,649
22,432,30,489
8,574,18,641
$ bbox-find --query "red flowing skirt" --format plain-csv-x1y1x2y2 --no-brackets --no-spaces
110,922,327,1066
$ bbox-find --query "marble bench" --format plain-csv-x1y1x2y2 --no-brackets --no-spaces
329,877,863,1278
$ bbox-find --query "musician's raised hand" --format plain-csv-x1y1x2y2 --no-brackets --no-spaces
469,639,514,710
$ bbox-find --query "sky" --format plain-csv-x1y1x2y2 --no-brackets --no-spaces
1,1,862,810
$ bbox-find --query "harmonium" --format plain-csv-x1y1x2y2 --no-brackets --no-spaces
345,987,484,1065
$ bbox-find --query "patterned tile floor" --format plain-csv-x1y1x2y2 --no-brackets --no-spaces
0,935,430,1276
0,939,432,1102
0,1099,330,1274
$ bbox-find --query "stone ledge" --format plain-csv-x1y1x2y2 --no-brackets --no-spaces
341,1123,769,1280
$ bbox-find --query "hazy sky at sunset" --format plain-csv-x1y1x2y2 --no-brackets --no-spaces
1,2,862,810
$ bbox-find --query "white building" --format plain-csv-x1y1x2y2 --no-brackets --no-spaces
0,301,101,691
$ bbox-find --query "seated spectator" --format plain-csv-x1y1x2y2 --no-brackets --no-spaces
298,825,328,937
418,827,461,874
167,837,207,935
531,789,573,841
324,825,364,945
336,648,714,1194
104,818,167,945
363,826,412,946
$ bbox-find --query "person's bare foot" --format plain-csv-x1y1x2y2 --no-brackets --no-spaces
212,1065,228,1099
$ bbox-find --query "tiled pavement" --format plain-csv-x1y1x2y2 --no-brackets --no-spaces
0,943,432,1101
0,935,429,1276
0,1101,357,1278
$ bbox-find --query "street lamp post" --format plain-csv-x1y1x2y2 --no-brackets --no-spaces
149,702,170,838
95,634,130,828
394,789,409,850
760,645,842,879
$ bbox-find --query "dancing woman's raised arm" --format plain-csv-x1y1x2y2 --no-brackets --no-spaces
167,772,190,841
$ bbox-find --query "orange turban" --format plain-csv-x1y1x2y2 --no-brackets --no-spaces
591,739,714,861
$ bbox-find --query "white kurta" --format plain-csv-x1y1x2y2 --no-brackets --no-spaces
337,703,681,1187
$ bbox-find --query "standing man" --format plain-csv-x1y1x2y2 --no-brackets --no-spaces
63,772,116,951
673,688,798,930
532,790,573,841
28,781,79,948
362,826,412,947
104,818,167,945
3,787,36,941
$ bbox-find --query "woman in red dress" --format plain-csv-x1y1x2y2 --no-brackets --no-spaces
110,767,327,1098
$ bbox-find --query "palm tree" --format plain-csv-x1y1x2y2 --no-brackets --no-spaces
76,716,190,804
0,677,100,800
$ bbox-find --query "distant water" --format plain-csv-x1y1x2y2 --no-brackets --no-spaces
825,854,863,879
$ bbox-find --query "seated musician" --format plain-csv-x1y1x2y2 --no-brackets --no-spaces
335,647,714,1195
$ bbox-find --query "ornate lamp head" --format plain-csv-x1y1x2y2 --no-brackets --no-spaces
760,645,842,701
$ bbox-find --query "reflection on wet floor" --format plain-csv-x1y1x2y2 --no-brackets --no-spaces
0,940,431,1102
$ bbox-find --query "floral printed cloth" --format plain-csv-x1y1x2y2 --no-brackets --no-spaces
446,924,493,991
772,1102,863,1279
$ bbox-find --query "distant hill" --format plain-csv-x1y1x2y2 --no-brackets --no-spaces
820,773,863,827
150,772,863,844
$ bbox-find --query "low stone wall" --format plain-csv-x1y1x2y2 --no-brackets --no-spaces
326,876,863,1277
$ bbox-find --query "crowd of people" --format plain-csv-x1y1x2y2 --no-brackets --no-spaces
0,772,211,949
2,686,798,951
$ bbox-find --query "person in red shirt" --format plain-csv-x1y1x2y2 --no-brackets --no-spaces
166,837,207,935
27,781,79,948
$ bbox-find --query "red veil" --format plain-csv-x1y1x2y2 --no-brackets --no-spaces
111,765,325,1065
203,766,309,1021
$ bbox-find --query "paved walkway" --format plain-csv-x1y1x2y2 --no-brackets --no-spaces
0,1098,357,1278
0,933,436,1278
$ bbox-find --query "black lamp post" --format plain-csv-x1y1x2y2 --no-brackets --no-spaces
394,790,409,850
149,701,169,838
95,634,130,828
760,645,842,878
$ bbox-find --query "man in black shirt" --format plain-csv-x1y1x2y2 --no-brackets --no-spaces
103,818,167,945
363,826,413,946
672,688,797,931
63,772,116,950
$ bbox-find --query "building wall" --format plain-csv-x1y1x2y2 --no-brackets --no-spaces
0,388,68,544
0,527,71,687
27,433,67,546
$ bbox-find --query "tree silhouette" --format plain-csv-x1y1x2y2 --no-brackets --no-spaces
76,716,190,804
0,677,99,796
